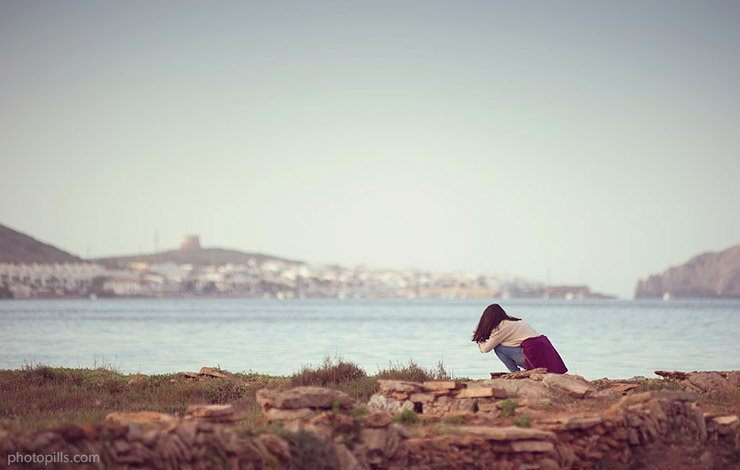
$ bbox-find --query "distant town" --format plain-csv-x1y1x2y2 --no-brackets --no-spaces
0,234,611,300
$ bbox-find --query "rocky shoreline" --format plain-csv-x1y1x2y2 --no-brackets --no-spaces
1,370,739,469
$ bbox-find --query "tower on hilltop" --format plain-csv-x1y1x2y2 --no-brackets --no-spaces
180,235,201,250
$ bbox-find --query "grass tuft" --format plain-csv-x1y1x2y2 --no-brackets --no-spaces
375,359,452,382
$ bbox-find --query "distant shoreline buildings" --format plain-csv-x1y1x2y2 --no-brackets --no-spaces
0,233,613,300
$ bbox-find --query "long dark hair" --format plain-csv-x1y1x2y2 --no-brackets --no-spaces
471,304,521,342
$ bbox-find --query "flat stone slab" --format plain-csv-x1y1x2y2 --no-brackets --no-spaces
106,411,178,426
456,426,556,441
422,381,460,391
540,415,603,431
510,440,555,453
481,378,551,399
378,380,423,393
256,386,357,410
542,374,596,398
456,387,507,399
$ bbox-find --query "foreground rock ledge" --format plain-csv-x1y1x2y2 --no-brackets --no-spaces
1,372,740,470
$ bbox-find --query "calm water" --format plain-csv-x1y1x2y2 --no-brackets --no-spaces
1,298,738,380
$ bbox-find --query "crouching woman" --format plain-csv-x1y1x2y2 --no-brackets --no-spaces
472,303,567,374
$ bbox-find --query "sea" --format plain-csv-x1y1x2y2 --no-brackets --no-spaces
1,298,738,381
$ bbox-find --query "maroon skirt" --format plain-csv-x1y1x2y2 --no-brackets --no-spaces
521,335,568,374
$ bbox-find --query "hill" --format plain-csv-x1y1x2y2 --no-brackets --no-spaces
634,245,740,298
94,247,304,268
0,223,83,264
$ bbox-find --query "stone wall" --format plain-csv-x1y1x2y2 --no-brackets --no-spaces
1,374,740,470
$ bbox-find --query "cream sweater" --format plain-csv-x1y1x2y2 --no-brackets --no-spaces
477,319,539,353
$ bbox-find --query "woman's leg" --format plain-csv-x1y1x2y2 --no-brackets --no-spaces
494,345,526,372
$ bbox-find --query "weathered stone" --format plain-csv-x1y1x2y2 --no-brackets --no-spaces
409,393,435,403
450,398,477,414
481,378,550,398
457,386,507,399
199,367,233,378
542,374,595,398
126,422,143,441
367,394,414,414
476,401,500,413
456,426,555,441
363,412,392,428
537,458,560,470
141,430,159,447
490,368,548,380
688,371,736,394
422,381,459,391
377,380,423,393
360,427,388,451
712,415,740,435
510,440,555,453
391,391,410,400
255,433,291,462
654,370,689,380
335,442,364,470
541,415,603,431
105,411,178,426
187,404,234,418
264,408,315,422
256,386,357,410
113,438,130,453
182,371,200,378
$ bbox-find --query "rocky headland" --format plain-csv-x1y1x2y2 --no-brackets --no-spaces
1,368,739,470
635,245,740,298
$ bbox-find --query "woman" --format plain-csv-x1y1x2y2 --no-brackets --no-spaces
472,303,567,373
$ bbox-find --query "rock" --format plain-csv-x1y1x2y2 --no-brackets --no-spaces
264,408,315,422
510,440,555,453
712,415,739,437
255,433,291,462
482,378,550,398
367,394,415,414
360,427,388,452
409,393,435,403
457,386,507,399
335,442,364,470
105,411,178,427
422,381,459,390
199,367,233,378
377,380,423,394
542,374,596,398
537,458,560,470
687,372,734,394
363,412,392,428
456,426,556,441
634,245,740,298
256,386,357,410
654,370,689,380
490,368,548,380
186,404,246,423
476,400,500,413
182,371,200,378
541,416,603,431
450,398,477,414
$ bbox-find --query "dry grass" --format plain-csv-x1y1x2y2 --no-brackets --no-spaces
0,356,454,431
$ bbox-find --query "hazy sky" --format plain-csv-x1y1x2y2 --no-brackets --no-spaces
1,1,739,298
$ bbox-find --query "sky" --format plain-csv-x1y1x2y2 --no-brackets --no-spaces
1,1,739,298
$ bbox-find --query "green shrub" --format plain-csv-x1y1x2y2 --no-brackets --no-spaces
392,409,420,426
499,399,518,418
512,414,530,427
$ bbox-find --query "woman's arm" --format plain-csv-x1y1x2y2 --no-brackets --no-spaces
477,327,504,353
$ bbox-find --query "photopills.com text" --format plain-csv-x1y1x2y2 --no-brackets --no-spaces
8,451,101,466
